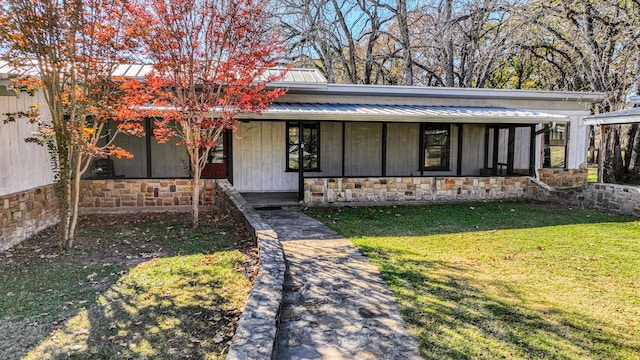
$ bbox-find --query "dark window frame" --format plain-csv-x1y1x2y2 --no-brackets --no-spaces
543,124,568,169
286,122,321,172
421,123,451,171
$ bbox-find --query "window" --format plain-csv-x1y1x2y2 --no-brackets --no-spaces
422,124,450,171
287,122,320,171
544,124,567,168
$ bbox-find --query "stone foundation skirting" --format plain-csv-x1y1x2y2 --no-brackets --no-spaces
538,168,588,189
528,178,640,216
79,179,218,213
1,185,59,252
304,176,529,204
214,180,286,360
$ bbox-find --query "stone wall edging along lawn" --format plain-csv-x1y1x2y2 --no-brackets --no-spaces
214,180,285,360
0,184,59,252
526,178,640,216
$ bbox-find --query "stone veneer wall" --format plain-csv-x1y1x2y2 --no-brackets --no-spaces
80,179,217,213
527,178,640,216
214,180,286,360
1,185,59,252
538,168,588,189
304,176,529,204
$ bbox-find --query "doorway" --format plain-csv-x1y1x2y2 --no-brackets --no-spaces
201,132,228,178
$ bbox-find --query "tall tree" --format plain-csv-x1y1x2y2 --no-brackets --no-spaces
522,0,640,182
0,0,145,248
135,0,286,227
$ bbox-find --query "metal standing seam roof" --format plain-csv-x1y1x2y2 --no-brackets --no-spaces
236,103,569,124
583,107,640,125
111,64,328,86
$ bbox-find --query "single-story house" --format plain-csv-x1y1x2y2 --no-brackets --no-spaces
96,67,603,204
1,65,608,250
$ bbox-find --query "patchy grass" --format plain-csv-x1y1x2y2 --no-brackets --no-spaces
307,202,640,360
0,211,257,360
588,167,598,183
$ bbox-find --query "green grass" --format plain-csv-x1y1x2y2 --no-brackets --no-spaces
588,167,598,183
307,202,640,360
0,212,255,360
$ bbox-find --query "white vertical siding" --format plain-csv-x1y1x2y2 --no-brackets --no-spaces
568,115,587,168
151,136,189,178
110,124,147,178
344,122,382,176
387,123,419,176
306,122,342,177
0,91,54,196
232,121,297,192
461,124,485,175
513,127,531,171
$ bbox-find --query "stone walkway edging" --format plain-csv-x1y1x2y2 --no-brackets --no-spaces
214,180,286,360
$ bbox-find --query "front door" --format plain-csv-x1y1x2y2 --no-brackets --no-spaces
202,133,227,178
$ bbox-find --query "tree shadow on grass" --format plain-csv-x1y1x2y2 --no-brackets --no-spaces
0,212,254,360
25,258,245,360
361,246,640,360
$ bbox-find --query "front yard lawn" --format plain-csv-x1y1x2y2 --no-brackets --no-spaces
0,211,257,360
308,202,640,360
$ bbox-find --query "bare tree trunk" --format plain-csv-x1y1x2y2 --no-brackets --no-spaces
444,0,454,87
68,153,84,247
192,155,201,228
396,0,413,85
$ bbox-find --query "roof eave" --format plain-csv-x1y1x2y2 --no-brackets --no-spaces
584,115,640,125
237,113,568,124
285,84,606,103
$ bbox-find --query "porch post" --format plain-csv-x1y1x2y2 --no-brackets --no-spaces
381,123,387,177
298,122,304,201
419,123,424,176
483,127,490,170
507,126,515,175
492,127,499,175
456,124,463,176
145,117,153,178
529,125,536,176
598,124,605,183
341,122,346,177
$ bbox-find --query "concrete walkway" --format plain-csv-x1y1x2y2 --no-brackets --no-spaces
257,209,422,360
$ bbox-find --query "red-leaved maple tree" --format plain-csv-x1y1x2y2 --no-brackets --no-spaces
0,0,146,248
133,0,287,227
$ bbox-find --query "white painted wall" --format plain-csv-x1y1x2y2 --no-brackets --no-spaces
461,124,486,175
0,91,54,196
568,115,588,168
232,121,297,192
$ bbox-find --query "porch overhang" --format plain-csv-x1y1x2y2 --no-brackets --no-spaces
583,107,640,125
237,103,569,124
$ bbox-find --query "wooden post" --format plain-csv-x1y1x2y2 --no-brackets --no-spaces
298,122,304,201
597,124,605,183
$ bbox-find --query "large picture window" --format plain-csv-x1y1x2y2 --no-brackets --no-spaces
421,124,450,171
287,122,320,171
544,124,567,168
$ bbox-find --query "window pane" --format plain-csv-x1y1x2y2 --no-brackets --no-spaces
287,123,320,171
423,125,450,170
207,143,224,164
544,125,567,168
548,146,565,168
289,127,299,145
288,146,299,169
